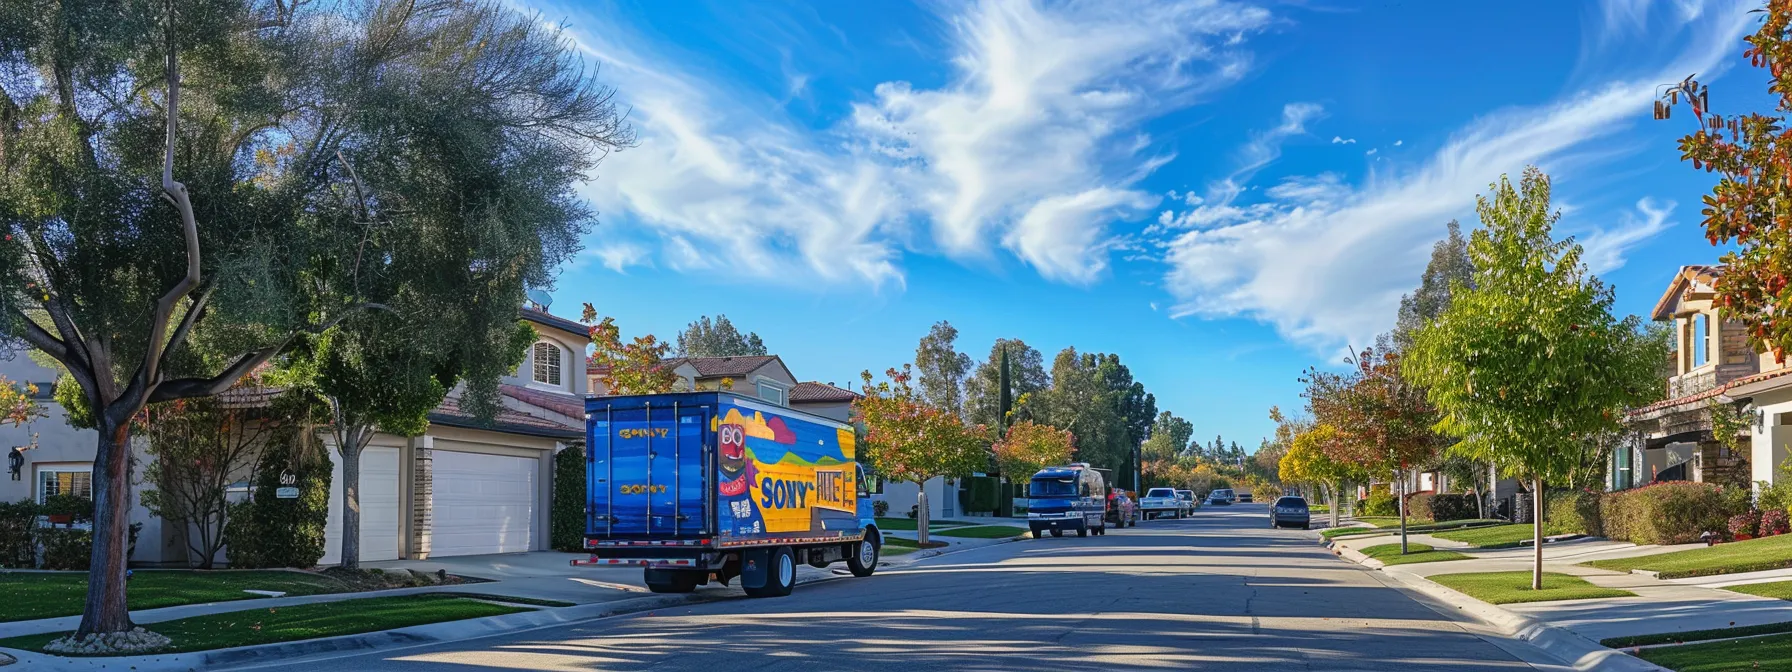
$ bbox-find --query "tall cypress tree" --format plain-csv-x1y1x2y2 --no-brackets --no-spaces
997,345,1012,434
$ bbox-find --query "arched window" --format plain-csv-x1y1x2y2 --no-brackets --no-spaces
532,342,563,387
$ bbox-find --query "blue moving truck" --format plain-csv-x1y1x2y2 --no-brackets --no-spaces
1026,463,1108,538
576,392,881,597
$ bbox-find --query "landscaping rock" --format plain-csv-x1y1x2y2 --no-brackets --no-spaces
408,569,440,585
43,627,172,656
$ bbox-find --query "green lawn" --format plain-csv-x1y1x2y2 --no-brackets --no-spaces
1726,580,1792,601
932,525,1028,539
1634,632,1792,671
1583,534,1792,579
0,570,355,623
874,517,971,531
1354,517,1402,528
1432,524,1542,549
0,594,525,656
1603,620,1792,648
1428,571,1636,605
1359,542,1471,566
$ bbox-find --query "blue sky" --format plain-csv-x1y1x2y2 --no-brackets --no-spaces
528,0,1763,449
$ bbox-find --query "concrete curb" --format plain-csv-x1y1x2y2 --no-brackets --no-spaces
1325,539,1665,672
2,564,864,672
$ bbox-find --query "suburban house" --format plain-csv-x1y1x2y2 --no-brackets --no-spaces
1619,265,1785,491
0,305,591,567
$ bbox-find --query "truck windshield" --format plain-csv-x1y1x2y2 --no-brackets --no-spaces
1029,478,1078,497
1145,488,1175,498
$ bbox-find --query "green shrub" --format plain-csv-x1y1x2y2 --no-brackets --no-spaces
0,499,38,568
873,500,890,517
1252,482,1285,504
227,440,331,568
1363,485,1397,517
39,527,91,570
551,445,586,552
961,476,1000,514
1404,494,1435,522
1430,494,1480,522
1547,490,1602,536
42,493,93,523
1600,481,1749,545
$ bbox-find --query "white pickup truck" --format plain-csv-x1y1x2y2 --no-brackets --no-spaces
1137,487,1186,520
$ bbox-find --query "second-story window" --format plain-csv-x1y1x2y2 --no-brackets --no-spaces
532,342,563,387
1693,314,1709,368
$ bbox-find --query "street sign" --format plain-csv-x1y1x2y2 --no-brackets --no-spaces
275,486,299,499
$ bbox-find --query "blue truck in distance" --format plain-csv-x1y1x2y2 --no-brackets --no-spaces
575,392,881,597
1026,463,1108,538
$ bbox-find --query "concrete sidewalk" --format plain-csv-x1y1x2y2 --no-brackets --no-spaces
1329,530,1792,663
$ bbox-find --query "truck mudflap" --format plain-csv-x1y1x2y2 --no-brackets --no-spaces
572,556,701,568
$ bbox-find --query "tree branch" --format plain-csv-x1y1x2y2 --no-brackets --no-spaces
146,4,205,388
11,309,70,365
147,302,391,404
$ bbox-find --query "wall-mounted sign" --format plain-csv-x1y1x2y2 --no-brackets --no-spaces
275,486,299,499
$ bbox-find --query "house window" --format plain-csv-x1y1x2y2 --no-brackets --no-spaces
532,342,563,387
757,381,786,406
37,465,93,503
1693,314,1710,368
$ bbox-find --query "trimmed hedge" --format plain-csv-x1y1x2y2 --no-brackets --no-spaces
225,440,330,569
1546,490,1602,537
1362,484,1396,517
551,445,587,552
961,476,1001,514
1431,494,1480,522
1404,493,1434,522
0,499,38,568
1600,481,1750,545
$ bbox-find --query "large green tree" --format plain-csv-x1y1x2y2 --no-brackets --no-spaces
1141,411,1193,463
964,339,1049,429
0,0,629,635
1406,168,1667,589
1042,348,1154,489
674,315,766,358
913,321,974,416
1391,221,1475,353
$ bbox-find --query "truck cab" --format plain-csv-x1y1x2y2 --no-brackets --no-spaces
1026,463,1107,538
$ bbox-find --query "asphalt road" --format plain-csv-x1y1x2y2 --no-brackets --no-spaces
237,504,1559,671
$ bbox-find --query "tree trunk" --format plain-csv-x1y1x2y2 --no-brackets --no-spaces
76,421,136,637
916,488,930,547
1532,476,1544,591
1329,481,1340,528
338,433,364,571
1397,469,1409,555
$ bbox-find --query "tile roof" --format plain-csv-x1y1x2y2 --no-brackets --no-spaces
499,383,584,418
664,355,785,379
1627,365,1792,419
430,394,580,439
519,308,590,340
789,381,859,403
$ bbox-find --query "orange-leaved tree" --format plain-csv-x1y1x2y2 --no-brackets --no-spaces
1658,3,1792,361
584,304,678,395
994,420,1074,489
855,365,987,546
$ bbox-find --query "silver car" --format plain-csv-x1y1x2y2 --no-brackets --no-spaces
1270,496,1310,529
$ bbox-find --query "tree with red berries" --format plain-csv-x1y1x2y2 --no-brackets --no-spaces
1659,3,1792,360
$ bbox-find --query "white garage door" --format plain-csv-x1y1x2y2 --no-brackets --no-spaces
430,451,536,557
322,446,402,565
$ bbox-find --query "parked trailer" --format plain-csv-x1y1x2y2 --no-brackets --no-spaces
574,392,880,597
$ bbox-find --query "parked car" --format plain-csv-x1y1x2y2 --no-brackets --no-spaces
1238,493,1254,503
1138,487,1185,520
1207,488,1236,505
1174,489,1197,515
1106,488,1137,527
1270,496,1310,529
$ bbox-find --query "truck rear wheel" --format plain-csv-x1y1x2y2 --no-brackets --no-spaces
847,533,879,577
644,568,700,594
745,546,796,598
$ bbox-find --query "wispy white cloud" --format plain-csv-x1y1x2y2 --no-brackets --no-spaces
1579,197,1676,275
1393,140,1403,146
1158,3,1752,351
1331,136,1356,145
550,0,1274,288
1365,148,1378,156
589,241,653,273
1155,102,1323,231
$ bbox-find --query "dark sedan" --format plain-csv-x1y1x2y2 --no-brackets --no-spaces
1270,496,1310,529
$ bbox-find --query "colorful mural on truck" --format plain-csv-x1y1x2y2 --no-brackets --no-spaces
715,403,858,539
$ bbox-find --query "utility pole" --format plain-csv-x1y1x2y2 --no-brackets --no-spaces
1134,439,1143,493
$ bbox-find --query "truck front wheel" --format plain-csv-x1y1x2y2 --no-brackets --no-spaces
847,533,879,577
